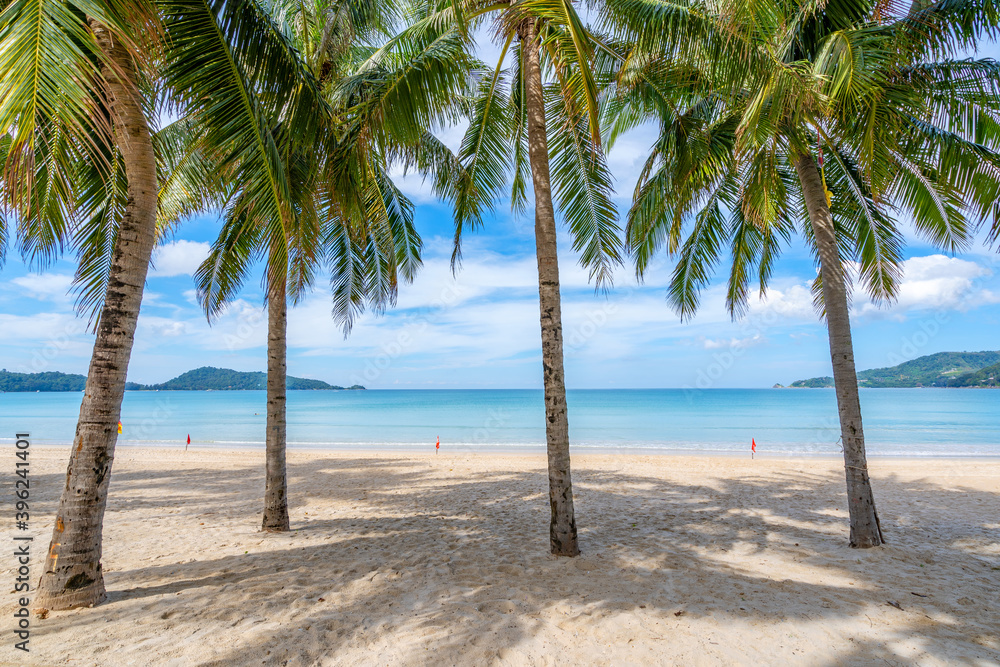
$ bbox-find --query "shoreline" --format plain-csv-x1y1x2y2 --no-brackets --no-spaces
122,384,999,390
6,440,1000,459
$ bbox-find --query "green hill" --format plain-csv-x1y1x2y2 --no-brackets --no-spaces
947,361,1000,387
788,375,835,388
0,370,144,392
790,351,1000,388
0,367,363,391
133,366,363,391
0,369,86,391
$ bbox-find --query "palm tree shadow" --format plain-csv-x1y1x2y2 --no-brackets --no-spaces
30,454,1000,665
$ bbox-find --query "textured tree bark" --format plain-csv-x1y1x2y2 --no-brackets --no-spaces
520,23,579,557
793,151,883,548
34,22,159,610
262,279,290,531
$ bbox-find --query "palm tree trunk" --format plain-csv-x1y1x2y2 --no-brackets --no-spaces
520,23,579,557
792,151,884,548
262,279,290,531
34,22,158,610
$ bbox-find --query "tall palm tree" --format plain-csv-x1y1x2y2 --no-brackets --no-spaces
0,0,321,609
0,0,163,609
193,0,473,531
606,0,1000,546
410,0,623,557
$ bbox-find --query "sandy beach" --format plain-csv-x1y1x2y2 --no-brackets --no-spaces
3,446,999,666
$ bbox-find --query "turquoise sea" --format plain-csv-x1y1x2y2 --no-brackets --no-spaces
0,388,998,456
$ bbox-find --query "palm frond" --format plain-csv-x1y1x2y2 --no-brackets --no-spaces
667,183,732,320
162,0,301,250
546,86,623,288
451,63,513,266
69,140,126,328
195,201,267,320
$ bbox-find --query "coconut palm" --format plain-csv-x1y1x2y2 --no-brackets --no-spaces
193,0,473,531
0,0,163,610
606,0,1000,546
0,0,325,608
405,0,623,557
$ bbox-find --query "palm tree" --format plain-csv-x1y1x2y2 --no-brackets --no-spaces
606,0,1000,546
0,0,164,609
414,0,623,557
0,0,322,608
193,0,473,531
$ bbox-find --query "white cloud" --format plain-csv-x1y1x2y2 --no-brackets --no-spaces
747,255,999,323
703,334,764,350
25,245,992,388
182,289,202,306
605,124,656,201
145,319,187,337
0,312,82,343
388,119,470,203
751,283,818,321
855,255,999,317
0,312,93,374
11,273,73,300
387,167,439,204
150,240,211,277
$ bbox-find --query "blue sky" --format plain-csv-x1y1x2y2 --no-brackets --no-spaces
2,40,999,389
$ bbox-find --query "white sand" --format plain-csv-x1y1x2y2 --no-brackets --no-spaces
3,447,999,666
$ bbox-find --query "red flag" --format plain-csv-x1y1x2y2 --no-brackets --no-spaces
751,438,757,458
435,436,440,453
187,434,191,445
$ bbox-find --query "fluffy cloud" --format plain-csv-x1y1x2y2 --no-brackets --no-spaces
855,255,998,317
703,334,764,350
386,168,439,204
11,273,73,300
0,312,82,343
751,283,818,321
0,312,93,374
150,240,211,277
387,119,470,203
134,298,267,352
748,255,999,322
143,319,188,338
9,245,993,387
605,124,656,201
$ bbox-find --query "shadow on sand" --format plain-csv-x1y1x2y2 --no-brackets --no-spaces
26,453,1000,665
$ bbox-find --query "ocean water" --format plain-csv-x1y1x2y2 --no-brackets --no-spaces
0,388,998,456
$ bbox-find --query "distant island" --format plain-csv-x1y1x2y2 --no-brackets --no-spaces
131,367,364,391
0,370,101,392
790,351,1000,388
0,366,364,392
